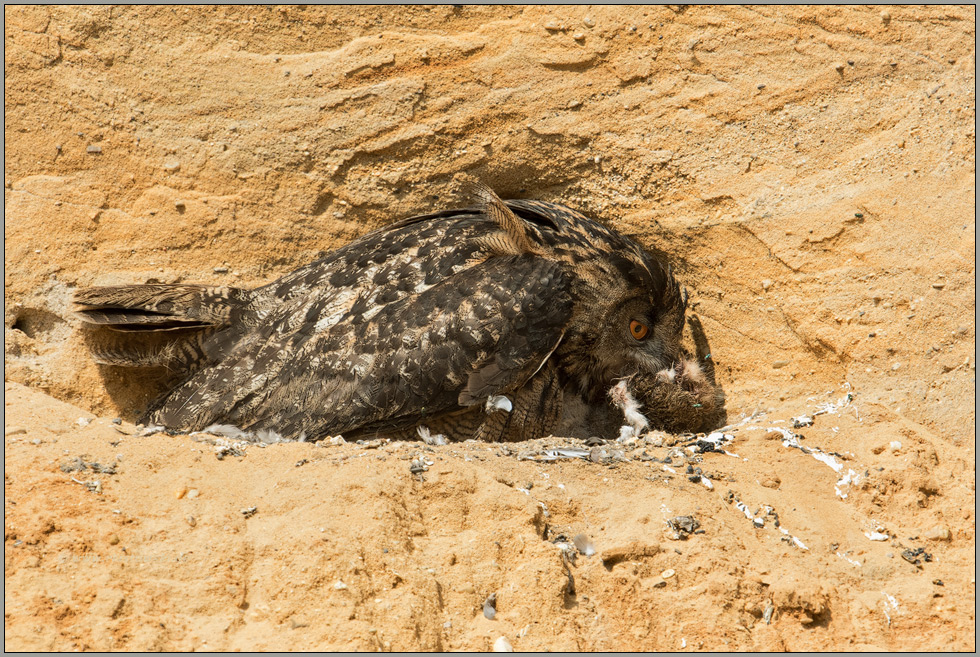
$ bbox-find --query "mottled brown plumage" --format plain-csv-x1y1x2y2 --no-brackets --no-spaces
74,185,724,442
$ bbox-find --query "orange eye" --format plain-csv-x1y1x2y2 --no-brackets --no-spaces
629,320,649,340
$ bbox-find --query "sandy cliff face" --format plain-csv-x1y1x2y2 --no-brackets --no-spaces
4,5,975,650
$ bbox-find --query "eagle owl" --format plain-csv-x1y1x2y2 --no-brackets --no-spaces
74,184,724,442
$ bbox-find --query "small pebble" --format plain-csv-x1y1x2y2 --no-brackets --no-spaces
651,578,667,589
187,488,200,499
792,416,813,428
880,10,891,25
290,616,308,629
932,282,946,289
162,159,181,172
572,32,585,41
213,266,230,273
763,601,775,624
761,279,772,291
889,441,902,453
175,486,188,499
923,526,951,541
241,506,258,518
334,580,348,590
175,200,186,210
186,515,197,527
76,417,92,427
86,144,103,154
772,360,790,369
544,21,560,31
834,62,845,73
483,593,497,620
661,568,676,579
493,637,513,652
568,100,582,109
108,534,120,545
583,17,595,28
111,418,122,425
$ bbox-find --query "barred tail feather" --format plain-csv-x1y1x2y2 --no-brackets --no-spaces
84,326,219,371
73,284,251,330
74,284,252,372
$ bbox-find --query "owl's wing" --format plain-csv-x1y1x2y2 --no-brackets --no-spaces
148,254,573,441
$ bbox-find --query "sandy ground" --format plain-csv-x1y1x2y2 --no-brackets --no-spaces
4,5,975,651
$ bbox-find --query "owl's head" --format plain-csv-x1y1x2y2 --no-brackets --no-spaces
492,194,702,416
549,234,688,405
587,255,688,388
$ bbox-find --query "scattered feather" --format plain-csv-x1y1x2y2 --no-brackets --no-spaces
485,395,513,413
572,533,595,556
417,425,448,445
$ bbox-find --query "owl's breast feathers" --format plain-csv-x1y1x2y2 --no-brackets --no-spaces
75,189,687,441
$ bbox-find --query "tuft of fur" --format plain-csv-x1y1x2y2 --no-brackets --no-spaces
608,379,650,439
629,357,726,434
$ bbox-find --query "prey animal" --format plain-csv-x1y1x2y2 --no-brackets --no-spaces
74,185,724,442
